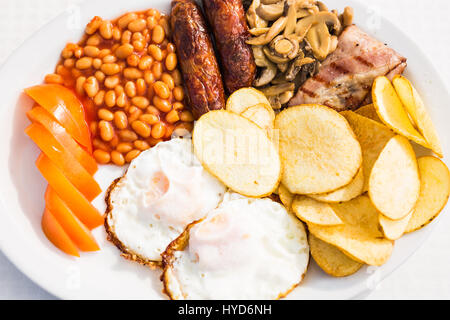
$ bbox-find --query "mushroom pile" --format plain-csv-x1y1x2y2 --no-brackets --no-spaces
246,0,353,109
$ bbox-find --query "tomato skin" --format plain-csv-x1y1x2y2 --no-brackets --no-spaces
27,106,97,175
36,154,104,230
42,207,80,257
25,84,92,152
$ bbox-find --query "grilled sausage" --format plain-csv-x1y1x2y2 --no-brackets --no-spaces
202,0,256,94
170,0,225,119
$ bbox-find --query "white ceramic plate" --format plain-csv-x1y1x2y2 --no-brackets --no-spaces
0,0,449,300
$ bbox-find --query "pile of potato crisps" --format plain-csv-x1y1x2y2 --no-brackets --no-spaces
192,75,449,277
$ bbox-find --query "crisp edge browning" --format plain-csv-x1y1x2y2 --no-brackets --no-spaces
104,176,162,269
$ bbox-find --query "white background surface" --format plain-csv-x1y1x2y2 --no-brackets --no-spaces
0,0,449,300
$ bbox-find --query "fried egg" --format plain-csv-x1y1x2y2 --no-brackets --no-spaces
162,196,309,299
105,138,226,266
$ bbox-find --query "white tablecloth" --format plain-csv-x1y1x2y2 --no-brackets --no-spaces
0,0,449,300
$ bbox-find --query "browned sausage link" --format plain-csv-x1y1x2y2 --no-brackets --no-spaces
202,0,256,94
170,0,225,119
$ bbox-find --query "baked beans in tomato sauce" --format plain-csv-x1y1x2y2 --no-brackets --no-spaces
44,9,194,165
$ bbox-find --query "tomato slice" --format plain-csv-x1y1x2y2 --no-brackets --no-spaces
42,207,80,257
45,187,100,252
36,154,104,230
26,123,101,201
24,84,92,151
27,106,97,175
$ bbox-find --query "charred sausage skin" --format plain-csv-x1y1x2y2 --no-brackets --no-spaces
202,0,256,94
170,0,225,119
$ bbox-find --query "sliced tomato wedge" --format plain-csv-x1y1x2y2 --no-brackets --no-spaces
25,84,92,151
26,123,101,201
45,187,100,252
27,106,97,175
42,207,80,257
36,154,104,229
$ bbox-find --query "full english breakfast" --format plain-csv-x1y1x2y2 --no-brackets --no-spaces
21,0,449,299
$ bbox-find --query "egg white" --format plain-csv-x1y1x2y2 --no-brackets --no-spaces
163,196,309,299
106,138,226,263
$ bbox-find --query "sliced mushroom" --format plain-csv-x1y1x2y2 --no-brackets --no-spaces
306,22,331,60
267,95,282,109
247,16,287,45
277,62,288,72
283,1,297,36
316,1,328,12
341,6,354,27
253,62,278,87
256,1,285,21
252,45,270,67
263,46,290,64
249,27,270,36
295,11,341,37
261,0,282,4
285,56,315,81
328,35,338,54
260,82,295,96
279,90,294,104
247,0,268,29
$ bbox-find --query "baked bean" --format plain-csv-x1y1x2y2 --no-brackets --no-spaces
76,57,92,69
136,79,147,96
151,62,162,80
131,120,151,138
118,13,138,29
101,63,120,75
131,96,150,109
100,20,113,39
76,76,87,96
70,68,82,78
103,54,117,64
180,110,194,122
98,108,114,121
104,75,120,89
159,17,171,38
147,9,160,19
165,109,180,124
93,149,111,164
132,40,145,52
112,27,121,41
86,17,102,35
114,111,128,129
45,73,64,84
116,92,127,108
94,90,105,106
127,54,140,67
125,81,137,97
94,70,106,82
124,67,143,79
151,122,166,139
138,56,153,70
165,53,177,71
166,43,176,53
84,76,99,97
139,113,159,125
153,96,171,112
90,121,98,136
98,49,111,58
115,43,133,59
148,44,163,61
99,120,114,141
105,90,117,107
153,81,170,99
116,142,133,153
61,48,73,59
125,149,141,163
84,46,100,57
93,138,109,151
148,137,163,147
128,108,143,123
171,69,182,85
87,34,101,46
128,18,146,32
92,58,102,69
164,124,175,139
110,150,125,166
121,30,132,44
63,58,75,68
119,129,138,142
144,70,155,84
134,140,150,151
173,86,185,101
152,25,165,44
173,102,184,110
147,16,157,30
161,73,174,90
